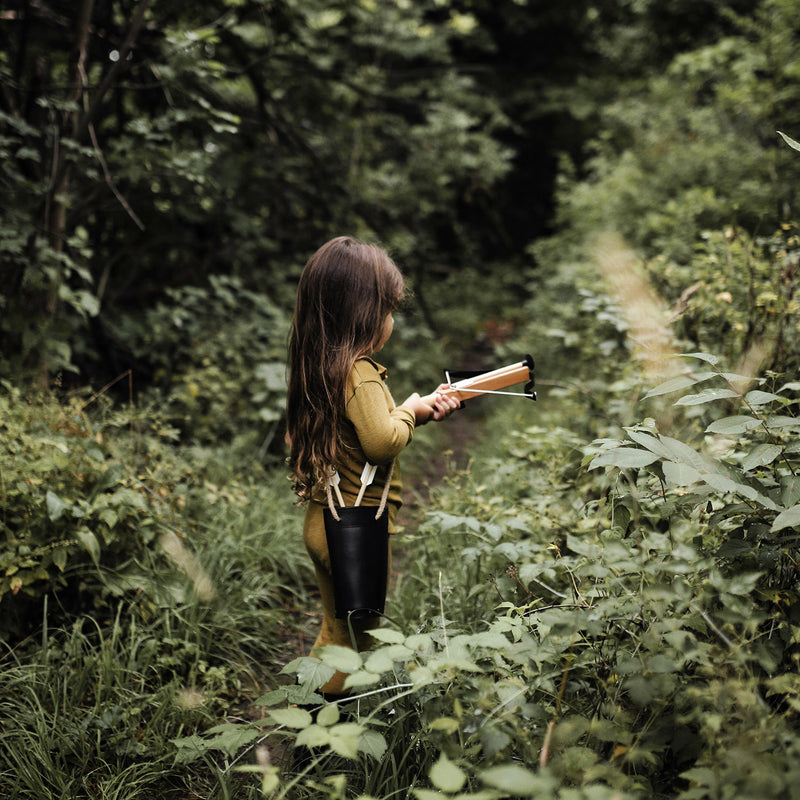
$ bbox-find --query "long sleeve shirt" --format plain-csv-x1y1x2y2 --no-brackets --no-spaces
312,357,414,514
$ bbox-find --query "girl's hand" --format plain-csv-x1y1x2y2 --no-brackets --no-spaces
430,387,461,421
401,392,435,425
404,386,461,425
420,385,461,422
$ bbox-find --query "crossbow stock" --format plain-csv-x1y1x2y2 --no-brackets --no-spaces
424,354,536,406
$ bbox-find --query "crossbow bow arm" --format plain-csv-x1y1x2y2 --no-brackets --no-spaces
425,354,536,405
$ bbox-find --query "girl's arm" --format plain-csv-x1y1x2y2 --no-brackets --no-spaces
404,386,461,424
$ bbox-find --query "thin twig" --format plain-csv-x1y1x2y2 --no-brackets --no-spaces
75,0,151,143
692,604,735,650
77,62,144,230
439,570,450,658
540,652,572,767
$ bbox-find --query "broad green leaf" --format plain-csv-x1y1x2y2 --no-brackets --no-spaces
430,753,467,793
432,512,482,533
681,766,718,787
316,703,339,727
269,707,313,728
719,372,763,385
680,352,719,365
481,728,511,758
778,130,800,152
772,504,800,532
675,388,740,406
742,444,782,472
745,390,781,405
702,472,742,495
566,533,602,558
318,644,362,673
171,734,209,765
256,684,321,707
479,764,545,795
658,436,709,471
358,728,388,760
643,374,701,398
296,725,330,749
662,461,703,487
730,483,779,510
280,656,336,690
46,490,70,521
343,670,380,690
75,528,100,564
98,508,118,528
765,415,800,430
429,716,461,734
781,478,800,508
363,649,397,674
590,448,658,469
328,722,364,758
368,628,405,644
705,416,761,435
199,723,261,755
52,546,68,571
405,633,433,651
625,429,674,459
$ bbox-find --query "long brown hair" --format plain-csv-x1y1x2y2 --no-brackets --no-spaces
286,236,406,501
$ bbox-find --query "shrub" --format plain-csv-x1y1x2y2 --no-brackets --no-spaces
0,384,167,636
111,274,290,448
192,352,800,800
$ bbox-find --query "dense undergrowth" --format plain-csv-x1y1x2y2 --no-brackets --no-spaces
5,254,799,798
3,224,800,798
3,3,800,794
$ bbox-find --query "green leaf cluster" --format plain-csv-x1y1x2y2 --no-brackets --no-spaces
111,274,291,447
0,386,157,627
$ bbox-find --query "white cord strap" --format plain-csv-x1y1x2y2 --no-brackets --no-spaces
326,461,394,522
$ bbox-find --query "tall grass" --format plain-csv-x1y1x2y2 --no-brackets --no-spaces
0,461,313,799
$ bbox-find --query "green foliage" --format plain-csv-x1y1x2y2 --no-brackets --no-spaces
0,378,308,641
543,0,800,264
113,274,290,446
0,0,515,387
176,350,800,799
647,224,800,374
0,385,161,629
6,2,800,798
778,130,800,152
0,386,312,797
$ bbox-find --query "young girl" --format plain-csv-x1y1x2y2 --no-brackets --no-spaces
286,235,459,697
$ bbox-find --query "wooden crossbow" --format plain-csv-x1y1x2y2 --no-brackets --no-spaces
424,354,536,406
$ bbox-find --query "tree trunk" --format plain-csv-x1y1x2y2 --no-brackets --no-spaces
46,0,94,306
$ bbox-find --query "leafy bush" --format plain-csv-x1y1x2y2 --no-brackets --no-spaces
646,224,800,375
0,384,167,635
183,351,800,800
0,392,313,797
541,0,800,265
112,274,290,447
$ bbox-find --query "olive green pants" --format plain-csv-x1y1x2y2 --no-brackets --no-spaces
302,502,394,695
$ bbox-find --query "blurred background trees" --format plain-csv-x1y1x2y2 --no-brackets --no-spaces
4,0,797,402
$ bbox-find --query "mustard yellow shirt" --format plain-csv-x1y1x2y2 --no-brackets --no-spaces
313,357,415,511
